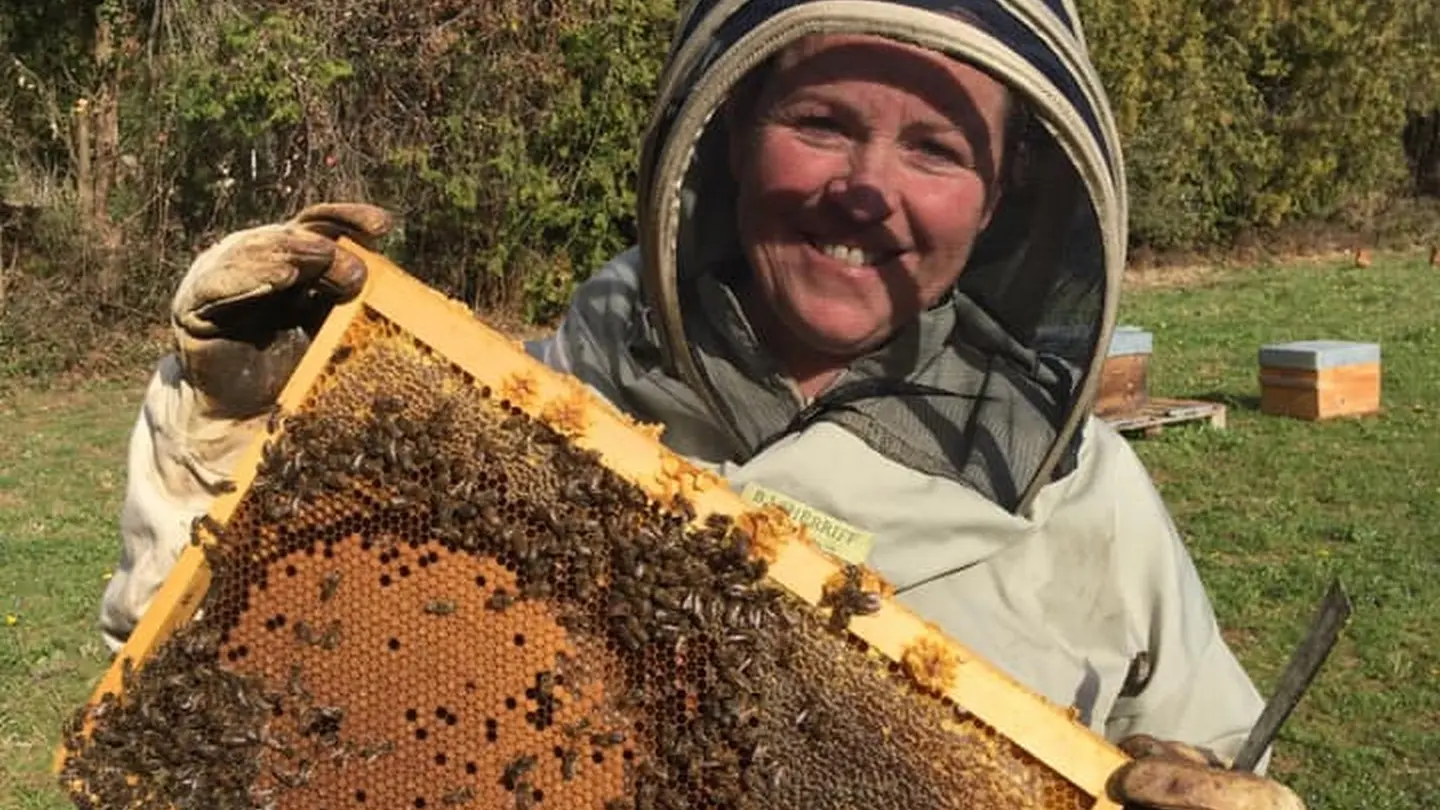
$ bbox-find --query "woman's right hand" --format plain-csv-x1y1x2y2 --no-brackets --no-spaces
171,203,393,418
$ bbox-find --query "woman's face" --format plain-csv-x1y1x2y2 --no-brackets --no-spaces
732,34,1011,368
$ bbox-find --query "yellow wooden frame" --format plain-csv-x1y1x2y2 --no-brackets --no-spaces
59,244,1127,808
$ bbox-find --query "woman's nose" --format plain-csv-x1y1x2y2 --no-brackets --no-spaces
823,146,899,224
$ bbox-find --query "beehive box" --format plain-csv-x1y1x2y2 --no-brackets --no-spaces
56,243,1128,810
1095,326,1153,417
1259,340,1382,421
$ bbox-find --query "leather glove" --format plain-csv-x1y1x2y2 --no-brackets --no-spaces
1110,735,1305,810
171,203,393,418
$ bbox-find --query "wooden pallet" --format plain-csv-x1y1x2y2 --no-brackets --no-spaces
1103,397,1228,436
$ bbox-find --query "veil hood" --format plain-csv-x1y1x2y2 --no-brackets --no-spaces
636,0,1127,512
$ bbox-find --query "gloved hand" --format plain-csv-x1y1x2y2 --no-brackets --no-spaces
1110,735,1305,810
171,203,393,418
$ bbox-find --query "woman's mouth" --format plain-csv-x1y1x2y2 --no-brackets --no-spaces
809,239,899,269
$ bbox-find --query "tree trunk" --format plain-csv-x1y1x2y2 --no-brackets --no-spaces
1405,110,1440,197
0,216,9,317
88,9,124,296
75,101,94,222
93,13,120,223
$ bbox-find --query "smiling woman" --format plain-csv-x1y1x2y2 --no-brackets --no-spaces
728,34,1016,398
101,1,1306,809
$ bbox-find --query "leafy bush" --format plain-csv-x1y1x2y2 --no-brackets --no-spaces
1079,0,1440,249
1,0,1439,379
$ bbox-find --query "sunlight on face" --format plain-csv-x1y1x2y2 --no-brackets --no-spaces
730,34,1011,389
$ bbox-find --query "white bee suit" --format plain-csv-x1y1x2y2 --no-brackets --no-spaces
103,0,1266,767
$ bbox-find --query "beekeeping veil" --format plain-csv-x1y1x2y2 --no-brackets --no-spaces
636,0,1127,513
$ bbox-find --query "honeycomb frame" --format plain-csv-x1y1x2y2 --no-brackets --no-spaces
57,242,1128,809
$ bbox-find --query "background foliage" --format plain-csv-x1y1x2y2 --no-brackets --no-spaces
1078,0,1440,250
1,0,1438,375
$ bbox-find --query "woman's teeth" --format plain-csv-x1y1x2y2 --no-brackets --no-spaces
820,243,879,267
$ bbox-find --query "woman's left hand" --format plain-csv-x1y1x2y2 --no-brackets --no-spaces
1109,735,1306,810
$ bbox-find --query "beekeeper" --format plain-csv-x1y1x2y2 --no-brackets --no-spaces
101,1,1304,808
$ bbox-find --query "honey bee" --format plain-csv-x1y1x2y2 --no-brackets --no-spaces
424,599,458,616
559,748,579,781
614,686,647,712
263,734,298,762
821,564,883,632
317,620,343,651
441,786,476,806
262,498,293,522
248,785,277,810
293,620,317,646
280,448,306,480
319,570,342,603
266,404,285,435
304,705,345,737
485,589,515,612
500,754,537,791
359,740,396,763
590,730,626,747
519,578,552,600
270,759,313,789
374,394,405,415
474,501,504,525
189,514,225,546
617,616,648,651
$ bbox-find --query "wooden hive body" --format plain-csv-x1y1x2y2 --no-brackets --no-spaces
57,245,1127,810
1095,326,1153,417
1259,340,1382,421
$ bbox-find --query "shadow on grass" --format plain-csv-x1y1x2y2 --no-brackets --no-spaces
1190,391,1262,413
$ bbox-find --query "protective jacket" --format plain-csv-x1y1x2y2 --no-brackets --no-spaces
531,0,1265,756
103,0,1266,761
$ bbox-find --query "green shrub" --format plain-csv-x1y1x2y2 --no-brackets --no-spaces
2,0,1440,381
1079,0,1440,249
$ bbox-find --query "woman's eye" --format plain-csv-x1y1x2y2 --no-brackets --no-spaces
793,114,842,134
917,140,965,164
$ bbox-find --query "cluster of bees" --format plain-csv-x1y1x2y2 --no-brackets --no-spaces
59,622,276,810
59,315,1088,810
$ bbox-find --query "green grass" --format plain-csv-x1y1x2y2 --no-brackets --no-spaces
0,381,145,809
1122,256,1440,808
2,256,1438,808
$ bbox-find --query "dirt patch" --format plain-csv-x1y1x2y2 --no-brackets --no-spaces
1121,247,1372,292
1123,224,1440,292
1123,262,1237,291
1221,626,1260,650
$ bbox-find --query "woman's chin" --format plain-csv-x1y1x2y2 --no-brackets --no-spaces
791,320,891,362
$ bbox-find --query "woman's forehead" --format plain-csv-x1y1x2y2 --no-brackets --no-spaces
759,33,1011,120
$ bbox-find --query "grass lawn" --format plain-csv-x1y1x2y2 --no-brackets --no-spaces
2,255,1438,808
1121,254,1440,807
0,378,147,810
